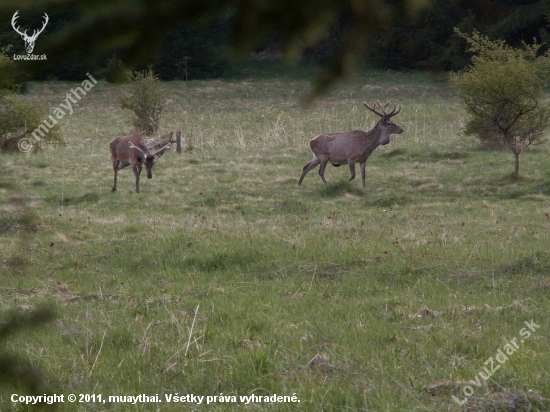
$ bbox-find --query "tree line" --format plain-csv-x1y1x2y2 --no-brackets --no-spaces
0,0,548,81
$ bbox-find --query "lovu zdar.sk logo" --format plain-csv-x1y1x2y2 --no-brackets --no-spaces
11,10,48,60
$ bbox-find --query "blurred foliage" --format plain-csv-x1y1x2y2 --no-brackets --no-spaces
0,0,433,97
0,306,57,409
0,47,20,94
369,0,550,70
156,15,231,80
1,1,550,95
452,30,550,176
0,306,55,395
118,67,163,135
0,99,58,403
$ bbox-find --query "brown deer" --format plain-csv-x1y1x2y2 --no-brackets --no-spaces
298,101,403,188
110,134,172,193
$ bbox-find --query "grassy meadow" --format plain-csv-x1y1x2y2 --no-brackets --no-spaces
1,65,550,411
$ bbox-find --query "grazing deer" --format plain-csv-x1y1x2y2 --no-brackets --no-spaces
110,134,172,193
298,101,403,188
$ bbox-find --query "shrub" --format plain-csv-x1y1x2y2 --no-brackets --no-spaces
118,67,163,135
452,30,550,176
0,49,62,153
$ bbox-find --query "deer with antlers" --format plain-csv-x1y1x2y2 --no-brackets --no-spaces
298,101,403,188
11,11,49,54
110,133,172,193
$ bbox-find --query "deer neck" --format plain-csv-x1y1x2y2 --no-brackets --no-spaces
363,125,382,151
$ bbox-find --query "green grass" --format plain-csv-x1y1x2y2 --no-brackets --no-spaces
1,68,549,411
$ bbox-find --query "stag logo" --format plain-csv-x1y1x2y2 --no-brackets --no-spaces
11,10,49,54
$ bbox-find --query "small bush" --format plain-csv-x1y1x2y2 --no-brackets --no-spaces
0,94,62,153
452,30,550,175
118,67,163,135
0,95,38,152
0,48,61,152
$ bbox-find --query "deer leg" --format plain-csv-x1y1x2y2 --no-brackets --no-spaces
132,164,141,193
112,170,118,192
318,158,329,184
298,156,320,186
360,161,367,188
111,160,119,192
348,160,356,181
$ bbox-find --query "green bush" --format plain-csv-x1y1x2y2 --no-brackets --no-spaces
451,30,550,176
118,67,163,136
0,94,63,152
0,49,62,152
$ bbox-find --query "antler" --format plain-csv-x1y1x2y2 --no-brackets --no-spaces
363,100,401,118
384,102,401,117
377,101,390,111
153,142,172,160
11,11,26,37
363,101,386,117
160,131,175,145
128,141,148,158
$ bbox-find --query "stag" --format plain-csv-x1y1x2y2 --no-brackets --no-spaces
110,134,172,193
298,101,403,188
11,11,49,54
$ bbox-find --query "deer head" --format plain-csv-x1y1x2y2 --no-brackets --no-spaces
364,100,403,145
128,141,172,179
11,11,49,54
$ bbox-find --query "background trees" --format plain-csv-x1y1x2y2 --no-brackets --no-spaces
0,0,431,96
1,0,549,83
452,31,550,176
368,0,550,71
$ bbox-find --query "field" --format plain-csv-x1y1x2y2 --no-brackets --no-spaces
1,65,550,411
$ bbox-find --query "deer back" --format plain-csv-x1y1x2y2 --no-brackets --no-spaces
110,135,150,165
310,130,374,164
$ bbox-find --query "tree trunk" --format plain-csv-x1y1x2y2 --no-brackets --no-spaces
505,135,520,176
